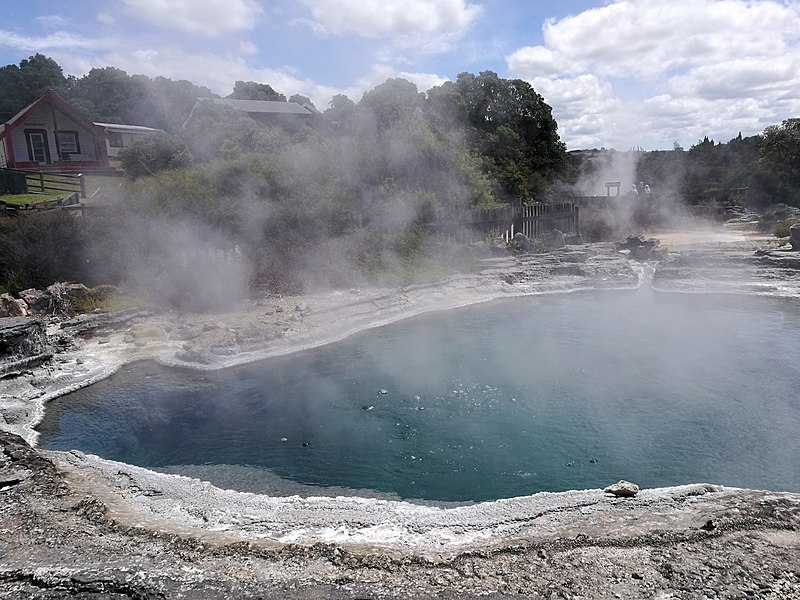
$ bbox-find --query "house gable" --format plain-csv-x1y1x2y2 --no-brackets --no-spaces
0,90,110,171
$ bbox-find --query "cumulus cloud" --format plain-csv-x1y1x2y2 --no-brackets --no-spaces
527,75,625,149
299,0,482,49
122,0,263,36
342,63,447,101
506,45,583,78
668,57,800,100
506,0,800,149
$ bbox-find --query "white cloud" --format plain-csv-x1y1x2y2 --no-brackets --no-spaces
527,75,624,149
122,0,263,36
238,41,259,56
0,30,108,52
506,45,582,78
669,57,800,100
97,13,116,25
85,46,341,110
343,64,447,101
34,15,73,29
299,0,482,49
506,0,800,149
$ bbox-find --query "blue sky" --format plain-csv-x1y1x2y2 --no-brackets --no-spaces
1,0,799,150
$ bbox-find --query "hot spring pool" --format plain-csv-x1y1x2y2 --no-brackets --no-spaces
37,288,800,502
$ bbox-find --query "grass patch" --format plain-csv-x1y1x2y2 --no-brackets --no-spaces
0,193,64,205
82,174,125,198
70,285,144,313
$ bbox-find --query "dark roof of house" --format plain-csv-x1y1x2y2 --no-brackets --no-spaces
200,98,313,115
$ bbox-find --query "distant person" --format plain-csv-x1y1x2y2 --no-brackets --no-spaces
644,184,651,195
630,183,639,196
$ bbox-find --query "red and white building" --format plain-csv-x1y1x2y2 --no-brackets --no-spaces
0,90,111,172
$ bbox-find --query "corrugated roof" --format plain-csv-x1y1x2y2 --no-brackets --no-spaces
95,122,164,133
202,98,312,115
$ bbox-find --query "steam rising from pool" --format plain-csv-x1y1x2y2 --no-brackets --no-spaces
37,289,800,502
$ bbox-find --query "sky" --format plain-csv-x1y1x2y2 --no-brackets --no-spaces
1,0,799,151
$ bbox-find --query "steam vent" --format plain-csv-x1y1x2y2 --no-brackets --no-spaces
3,8,800,593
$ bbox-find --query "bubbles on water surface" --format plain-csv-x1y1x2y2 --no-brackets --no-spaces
36,292,800,502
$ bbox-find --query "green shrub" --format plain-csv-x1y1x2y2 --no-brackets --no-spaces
0,210,88,294
119,132,192,179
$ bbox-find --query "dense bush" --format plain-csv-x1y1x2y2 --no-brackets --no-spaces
118,133,192,179
0,211,88,294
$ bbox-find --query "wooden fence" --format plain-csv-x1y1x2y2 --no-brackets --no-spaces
424,201,579,243
512,202,579,240
0,167,85,198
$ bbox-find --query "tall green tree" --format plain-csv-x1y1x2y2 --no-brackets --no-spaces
66,67,143,124
753,118,800,206
324,94,358,131
359,78,424,131
426,71,568,198
229,81,286,101
288,93,316,110
0,54,67,120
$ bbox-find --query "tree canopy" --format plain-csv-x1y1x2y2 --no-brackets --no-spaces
426,71,569,198
229,81,286,102
0,54,66,121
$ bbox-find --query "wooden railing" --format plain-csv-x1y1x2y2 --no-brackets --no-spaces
423,201,579,243
513,202,579,240
0,167,85,198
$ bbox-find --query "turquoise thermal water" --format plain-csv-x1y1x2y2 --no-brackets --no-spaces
37,289,800,502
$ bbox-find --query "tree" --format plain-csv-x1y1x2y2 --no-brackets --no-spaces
181,101,291,162
753,118,800,206
66,68,216,130
324,94,358,131
289,94,316,111
360,78,424,130
229,81,286,102
426,71,568,198
759,119,800,185
119,133,192,179
67,67,142,124
0,54,67,120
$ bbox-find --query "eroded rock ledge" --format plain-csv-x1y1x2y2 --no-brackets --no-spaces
1,430,798,599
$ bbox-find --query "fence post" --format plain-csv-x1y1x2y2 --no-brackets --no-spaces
79,173,86,198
